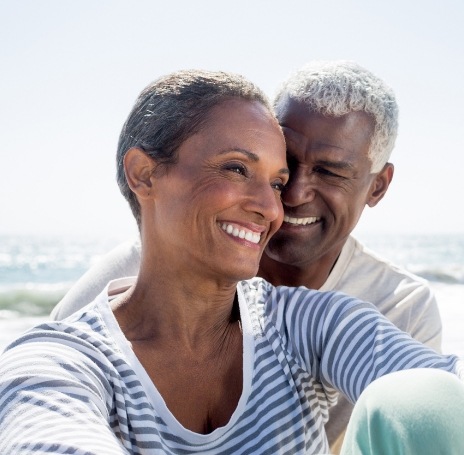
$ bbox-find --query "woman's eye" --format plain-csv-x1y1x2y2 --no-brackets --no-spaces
224,163,247,176
271,181,286,193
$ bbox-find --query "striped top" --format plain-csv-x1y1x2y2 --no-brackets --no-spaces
0,277,462,454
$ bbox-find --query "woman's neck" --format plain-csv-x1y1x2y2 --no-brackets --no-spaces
112,259,239,348
110,267,244,435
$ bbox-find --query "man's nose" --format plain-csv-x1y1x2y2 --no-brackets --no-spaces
282,169,316,207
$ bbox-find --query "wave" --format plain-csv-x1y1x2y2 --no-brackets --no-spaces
0,283,71,318
1,269,463,321
410,267,464,285
1,233,463,320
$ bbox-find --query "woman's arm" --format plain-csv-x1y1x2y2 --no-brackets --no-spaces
0,333,130,454
274,287,463,403
319,294,463,402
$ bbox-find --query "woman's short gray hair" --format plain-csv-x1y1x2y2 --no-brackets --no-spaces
273,60,399,172
116,69,273,227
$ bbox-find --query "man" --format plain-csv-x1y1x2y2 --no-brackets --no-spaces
51,60,441,453
258,60,441,452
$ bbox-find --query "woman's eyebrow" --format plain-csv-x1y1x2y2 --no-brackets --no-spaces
217,148,259,161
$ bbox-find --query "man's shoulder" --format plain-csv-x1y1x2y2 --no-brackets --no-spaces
325,236,435,305
329,236,442,349
334,236,429,284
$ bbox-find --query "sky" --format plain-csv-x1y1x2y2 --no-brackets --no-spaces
1,0,463,241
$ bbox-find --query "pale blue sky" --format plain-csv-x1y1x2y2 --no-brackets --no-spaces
1,0,463,238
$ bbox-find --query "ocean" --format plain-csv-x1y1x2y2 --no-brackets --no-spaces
0,234,130,350
1,233,463,355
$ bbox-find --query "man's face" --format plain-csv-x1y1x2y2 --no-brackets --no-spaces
264,97,388,268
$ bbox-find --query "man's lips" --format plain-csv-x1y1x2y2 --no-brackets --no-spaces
282,215,321,226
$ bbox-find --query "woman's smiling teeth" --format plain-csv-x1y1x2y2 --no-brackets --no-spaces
283,215,320,225
220,223,261,244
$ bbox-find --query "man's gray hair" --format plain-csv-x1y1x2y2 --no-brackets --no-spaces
274,60,399,172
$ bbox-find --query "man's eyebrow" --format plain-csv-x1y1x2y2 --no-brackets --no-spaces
316,159,355,170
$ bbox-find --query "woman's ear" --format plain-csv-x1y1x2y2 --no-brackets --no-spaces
124,147,156,200
367,163,394,208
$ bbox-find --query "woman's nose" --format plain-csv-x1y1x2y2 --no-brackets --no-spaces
245,181,282,222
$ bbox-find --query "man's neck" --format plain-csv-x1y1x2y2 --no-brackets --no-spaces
258,248,343,290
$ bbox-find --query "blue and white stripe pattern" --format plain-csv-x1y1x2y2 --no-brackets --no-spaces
0,277,462,454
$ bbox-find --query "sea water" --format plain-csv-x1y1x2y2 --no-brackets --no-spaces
0,234,130,349
0,233,463,354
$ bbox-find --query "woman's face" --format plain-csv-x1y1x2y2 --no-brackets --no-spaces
149,99,289,283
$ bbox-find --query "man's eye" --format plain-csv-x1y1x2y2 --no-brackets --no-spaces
314,166,339,177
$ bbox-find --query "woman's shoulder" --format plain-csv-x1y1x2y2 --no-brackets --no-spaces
2,299,116,368
240,277,365,329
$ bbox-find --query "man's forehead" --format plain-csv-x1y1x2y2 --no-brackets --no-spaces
284,131,351,159
275,95,307,120
281,126,372,170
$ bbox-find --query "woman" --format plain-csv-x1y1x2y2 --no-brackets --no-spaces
0,70,463,454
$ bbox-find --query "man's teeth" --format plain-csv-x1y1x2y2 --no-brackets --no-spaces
220,223,261,244
283,215,320,225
